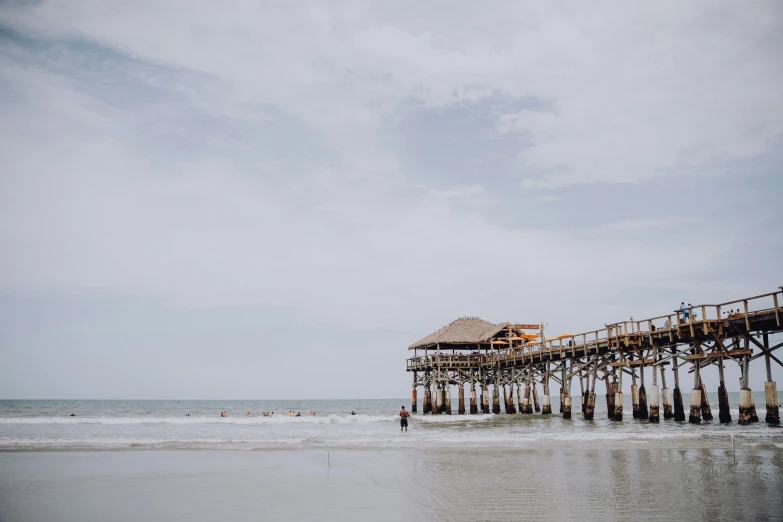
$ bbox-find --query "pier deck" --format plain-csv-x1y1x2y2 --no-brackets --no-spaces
406,287,783,424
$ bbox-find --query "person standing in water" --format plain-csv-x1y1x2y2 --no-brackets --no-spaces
399,406,410,432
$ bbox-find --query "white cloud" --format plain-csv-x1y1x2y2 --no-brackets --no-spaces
0,0,780,337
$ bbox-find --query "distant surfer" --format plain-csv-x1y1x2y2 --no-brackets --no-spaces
70,413,76,417
399,406,409,432
246,412,252,417
351,410,356,415
220,412,228,418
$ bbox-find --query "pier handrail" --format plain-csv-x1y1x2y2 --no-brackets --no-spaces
493,287,783,364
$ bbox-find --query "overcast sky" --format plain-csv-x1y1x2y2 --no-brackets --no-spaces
1,2,781,399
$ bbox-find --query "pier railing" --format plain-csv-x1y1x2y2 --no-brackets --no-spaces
406,287,783,370
502,288,783,364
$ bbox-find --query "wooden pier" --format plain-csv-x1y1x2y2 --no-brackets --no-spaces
407,287,783,425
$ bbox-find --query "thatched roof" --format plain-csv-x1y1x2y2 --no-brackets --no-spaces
408,317,508,350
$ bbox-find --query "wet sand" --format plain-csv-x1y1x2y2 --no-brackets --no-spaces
1,445,781,521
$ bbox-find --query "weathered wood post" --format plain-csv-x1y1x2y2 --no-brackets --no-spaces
672,347,685,421
661,361,673,419
606,379,615,420
580,374,587,414
638,363,649,420
432,379,443,415
458,382,466,415
522,370,533,414
763,332,780,425
481,382,489,414
717,356,731,423
412,371,418,413
469,380,478,414
542,362,552,415
584,361,597,420
689,349,702,424
614,363,624,421
444,384,452,414
560,362,565,413
516,379,523,414
699,380,712,421
508,383,517,414
649,350,659,423
740,339,759,423
563,361,573,419
532,380,541,413
423,374,432,414
492,382,501,414
631,367,640,419
739,351,754,425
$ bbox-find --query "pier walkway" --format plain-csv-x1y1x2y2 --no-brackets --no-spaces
406,287,783,424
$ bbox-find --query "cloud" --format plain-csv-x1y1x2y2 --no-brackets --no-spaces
0,2,781,397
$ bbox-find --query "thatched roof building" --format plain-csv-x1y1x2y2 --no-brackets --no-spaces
408,317,512,350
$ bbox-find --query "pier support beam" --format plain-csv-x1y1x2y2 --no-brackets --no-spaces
649,384,660,423
516,381,523,414
584,361,597,421
469,383,478,414
423,380,432,414
563,362,572,419
638,365,648,420
522,379,533,414
580,375,586,414
661,364,673,420
699,382,712,421
765,382,780,425
631,367,640,418
672,347,685,421
542,362,552,415
481,384,489,414
458,383,465,415
689,349,702,424
508,384,517,414
492,384,501,414
436,385,444,414
445,385,452,414
717,357,731,423
739,345,758,424
689,388,702,424
613,365,623,421
606,379,615,420
739,389,754,425
763,333,780,425
532,383,540,413
649,354,659,423
412,387,418,414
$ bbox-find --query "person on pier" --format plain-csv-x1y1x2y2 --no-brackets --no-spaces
680,302,689,320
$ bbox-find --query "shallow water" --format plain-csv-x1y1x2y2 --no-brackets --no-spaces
1,447,781,522
0,394,781,451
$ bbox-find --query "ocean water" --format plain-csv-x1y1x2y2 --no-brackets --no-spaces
1,392,781,451
2,396,782,521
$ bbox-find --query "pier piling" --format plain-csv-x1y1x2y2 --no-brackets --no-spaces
649,356,659,423
699,382,712,421
458,383,465,414
660,364,673,420
412,387,418,413
423,381,432,414
763,333,780,425
542,363,552,415
613,365,623,421
672,347,685,421
445,386,452,414
469,383,478,414
492,384,501,414
638,366,649,420
606,380,616,420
